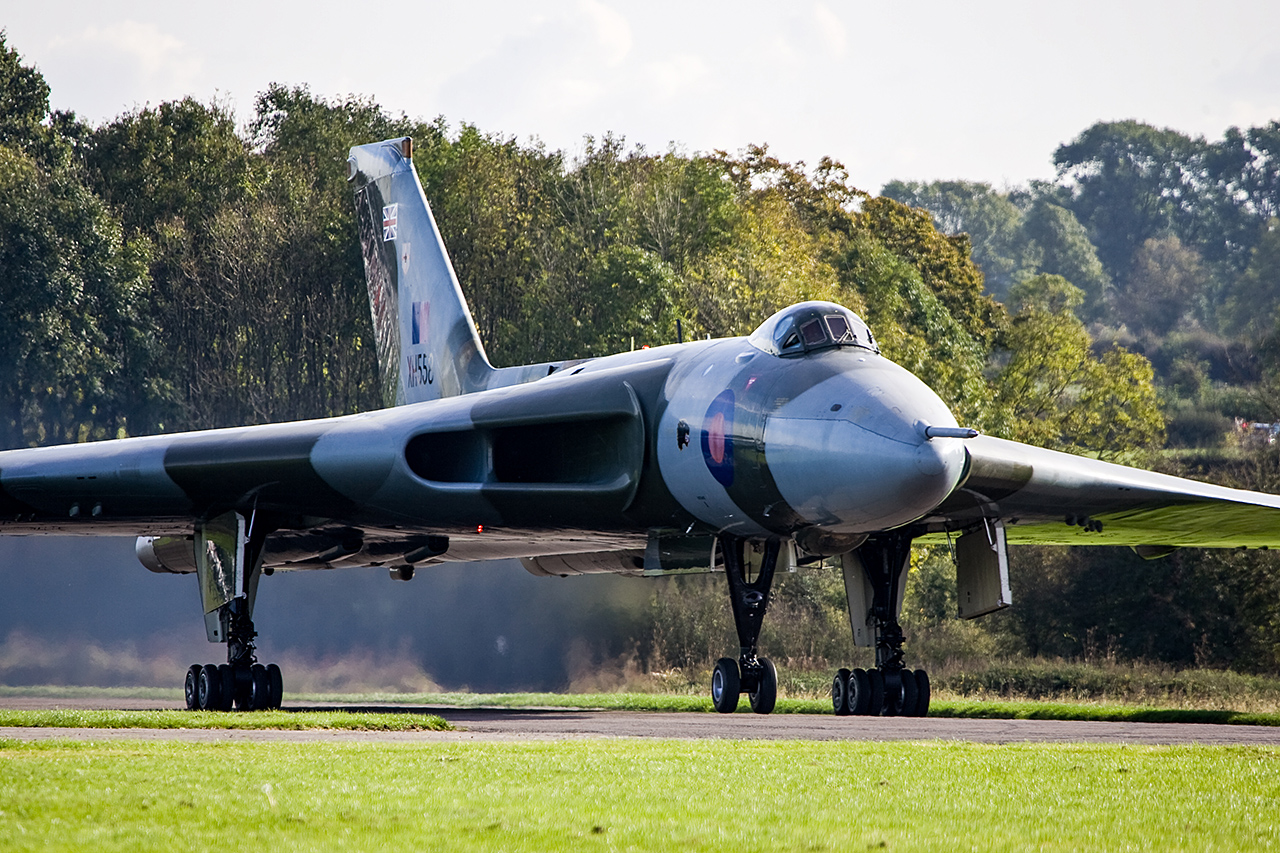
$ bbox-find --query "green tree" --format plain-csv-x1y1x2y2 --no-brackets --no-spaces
1120,236,1212,336
0,38,160,447
0,32,49,156
880,179,1028,299
1221,219,1280,338
1020,199,1112,318
990,275,1164,456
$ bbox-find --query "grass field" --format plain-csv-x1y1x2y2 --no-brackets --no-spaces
0,709,450,731
2,738,1278,851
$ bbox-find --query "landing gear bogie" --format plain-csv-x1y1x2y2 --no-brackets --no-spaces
830,665,930,717
183,661,283,712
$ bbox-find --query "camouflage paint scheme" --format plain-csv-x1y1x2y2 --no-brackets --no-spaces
3,136,1280,590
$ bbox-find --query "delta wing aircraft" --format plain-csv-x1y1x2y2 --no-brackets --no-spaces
4,137,1280,716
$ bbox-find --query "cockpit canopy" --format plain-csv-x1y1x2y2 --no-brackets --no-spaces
748,301,880,357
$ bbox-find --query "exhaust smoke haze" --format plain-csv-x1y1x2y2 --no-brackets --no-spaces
0,537,652,692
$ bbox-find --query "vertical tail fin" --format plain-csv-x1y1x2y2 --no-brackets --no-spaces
347,137,495,407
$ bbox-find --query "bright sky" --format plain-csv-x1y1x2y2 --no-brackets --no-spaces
5,0,1280,194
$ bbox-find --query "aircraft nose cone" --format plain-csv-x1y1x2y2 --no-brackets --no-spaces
763,364,967,532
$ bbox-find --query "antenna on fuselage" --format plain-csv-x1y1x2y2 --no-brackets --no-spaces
677,319,683,344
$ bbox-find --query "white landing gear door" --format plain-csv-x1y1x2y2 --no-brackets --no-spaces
840,551,876,648
196,510,247,642
955,520,1011,619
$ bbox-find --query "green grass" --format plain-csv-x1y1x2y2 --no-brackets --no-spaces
9,686,1280,728
290,691,1280,725
930,699,1280,727
0,709,451,731
2,739,1278,851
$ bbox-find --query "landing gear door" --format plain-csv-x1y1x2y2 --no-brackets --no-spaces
955,521,1011,619
196,510,246,641
840,551,875,648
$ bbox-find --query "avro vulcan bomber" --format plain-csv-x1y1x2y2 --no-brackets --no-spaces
4,138,1280,715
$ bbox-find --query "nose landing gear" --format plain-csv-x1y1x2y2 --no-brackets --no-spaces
831,533,931,717
711,535,781,714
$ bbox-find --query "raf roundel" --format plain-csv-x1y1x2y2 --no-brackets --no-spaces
701,390,735,487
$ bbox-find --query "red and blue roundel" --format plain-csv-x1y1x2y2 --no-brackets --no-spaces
701,390,735,487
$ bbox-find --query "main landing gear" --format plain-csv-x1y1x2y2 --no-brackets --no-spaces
711,535,781,714
831,533,930,717
183,601,283,712
181,510,285,712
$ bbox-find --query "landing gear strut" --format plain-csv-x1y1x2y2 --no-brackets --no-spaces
712,535,781,714
832,534,930,717
182,510,285,712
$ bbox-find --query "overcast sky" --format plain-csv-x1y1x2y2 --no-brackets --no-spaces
6,1,1280,196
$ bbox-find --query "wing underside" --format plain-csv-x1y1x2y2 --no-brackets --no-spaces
917,436,1280,548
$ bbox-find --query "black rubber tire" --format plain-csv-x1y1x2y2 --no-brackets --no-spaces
849,668,872,715
234,666,254,712
832,668,852,716
866,668,885,716
266,663,283,710
913,669,931,717
749,657,778,715
218,664,236,712
899,669,919,717
184,665,201,711
197,663,221,711
711,658,741,714
250,663,269,712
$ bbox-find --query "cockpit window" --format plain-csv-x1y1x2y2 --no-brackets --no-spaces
800,319,827,346
748,301,880,358
825,315,852,342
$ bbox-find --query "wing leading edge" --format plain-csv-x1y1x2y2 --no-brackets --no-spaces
920,435,1280,549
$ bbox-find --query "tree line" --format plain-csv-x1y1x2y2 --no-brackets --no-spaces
0,35,1159,459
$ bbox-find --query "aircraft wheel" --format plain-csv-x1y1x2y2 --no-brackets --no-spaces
197,663,222,711
899,669,920,717
832,668,852,716
218,664,236,711
749,657,777,715
865,668,885,716
234,666,254,712
912,669,931,717
711,658,741,714
184,665,201,710
849,668,873,715
266,663,283,710
249,664,270,711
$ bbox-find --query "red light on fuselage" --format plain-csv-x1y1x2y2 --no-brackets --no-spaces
476,524,484,533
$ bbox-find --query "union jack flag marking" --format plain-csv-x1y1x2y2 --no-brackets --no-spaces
382,204,398,241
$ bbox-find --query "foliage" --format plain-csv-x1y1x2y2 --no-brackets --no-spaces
881,178,1028,298
0,124,158,446
989,276,1164,455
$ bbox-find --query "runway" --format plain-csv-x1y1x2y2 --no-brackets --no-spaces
3,696,1280,745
